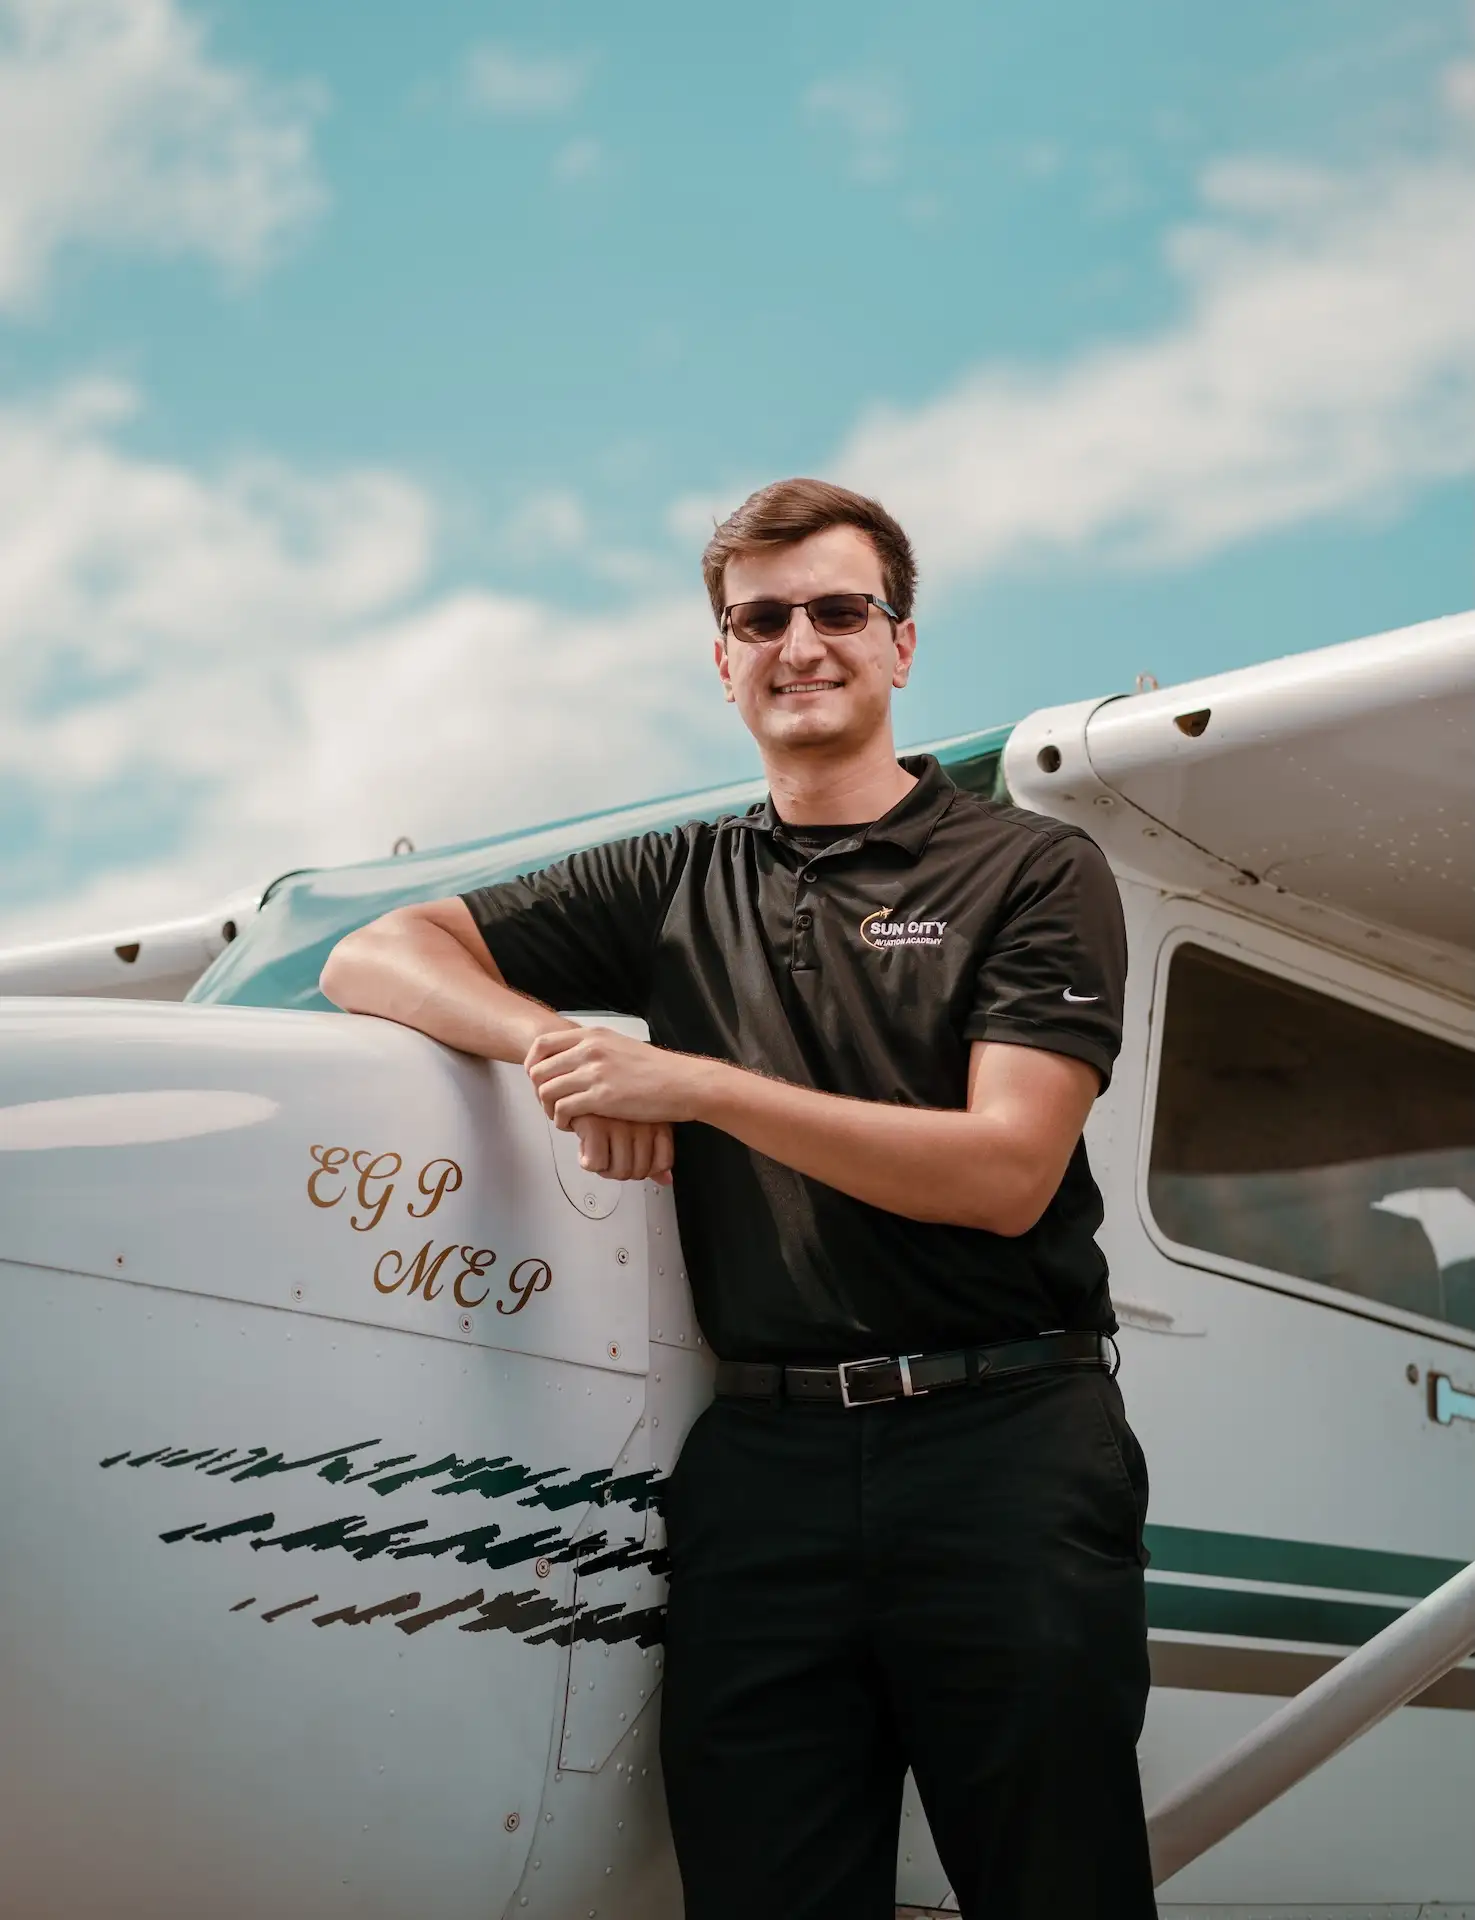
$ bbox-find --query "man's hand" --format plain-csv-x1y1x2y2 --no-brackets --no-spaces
570,1114,675,1185
526,1026,710,1137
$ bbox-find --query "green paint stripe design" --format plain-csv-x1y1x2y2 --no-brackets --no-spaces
1148,1581,1406,1649
1143,1524,1465,1600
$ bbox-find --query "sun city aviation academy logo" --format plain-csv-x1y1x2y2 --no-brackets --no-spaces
859,907,948,950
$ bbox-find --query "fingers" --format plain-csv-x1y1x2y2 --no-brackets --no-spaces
528,1048,584,1098
525,1027,587,1071
626,1126,653,1183
541,1067,596,1125
552,1088,602,1131
571,1118,675,1185
605,1122,634,1182
573,1115,610,1173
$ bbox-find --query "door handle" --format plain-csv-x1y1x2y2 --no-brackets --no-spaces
1428,1372,1475,1426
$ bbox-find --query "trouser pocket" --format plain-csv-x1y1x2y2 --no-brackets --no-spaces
1086,1372,1151,1567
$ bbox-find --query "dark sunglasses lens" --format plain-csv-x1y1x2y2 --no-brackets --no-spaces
809,594,870,635
731,601,792,643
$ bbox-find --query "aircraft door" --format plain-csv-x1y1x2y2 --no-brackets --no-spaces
1129,912,1475,1905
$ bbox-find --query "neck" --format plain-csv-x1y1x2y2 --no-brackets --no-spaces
760,731,917,826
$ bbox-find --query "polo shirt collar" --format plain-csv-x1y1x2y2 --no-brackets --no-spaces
738,754,954,859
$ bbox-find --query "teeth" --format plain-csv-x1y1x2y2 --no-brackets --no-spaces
776,681,840,692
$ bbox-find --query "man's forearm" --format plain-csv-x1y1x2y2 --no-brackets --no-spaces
320,911,572,1061
686,1058,1052,1237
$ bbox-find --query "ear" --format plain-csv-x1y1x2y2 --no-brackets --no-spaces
891,618,918,690
713,634,736,703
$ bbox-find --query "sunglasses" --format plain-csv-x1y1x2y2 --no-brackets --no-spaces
719,591,899,645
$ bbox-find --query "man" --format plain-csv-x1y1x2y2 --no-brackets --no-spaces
320,478,1155,1918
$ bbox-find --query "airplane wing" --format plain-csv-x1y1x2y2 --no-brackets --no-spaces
1004,610,1475,1001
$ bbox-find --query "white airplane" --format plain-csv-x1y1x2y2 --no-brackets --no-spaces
1,610,1472,1919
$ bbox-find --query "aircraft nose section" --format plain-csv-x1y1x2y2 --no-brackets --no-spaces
0,995,709,1919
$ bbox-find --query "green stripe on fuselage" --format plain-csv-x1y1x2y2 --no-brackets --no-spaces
1144,1524,1465,1602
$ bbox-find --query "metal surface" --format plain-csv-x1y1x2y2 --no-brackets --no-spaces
1006,611,1475,999
1147,1558,1475,1886
0,892,257,1001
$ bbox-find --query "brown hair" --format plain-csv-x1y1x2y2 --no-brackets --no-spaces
701,477,918,625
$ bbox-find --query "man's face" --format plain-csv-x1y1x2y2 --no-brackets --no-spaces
713,524,917,758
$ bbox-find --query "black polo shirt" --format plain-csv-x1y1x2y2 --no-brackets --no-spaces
461,754,1127,1363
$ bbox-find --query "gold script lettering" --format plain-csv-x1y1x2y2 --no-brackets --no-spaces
350,1150,402,1232
374,1240,456,1299
497,1257,553,1316
373,1246,406,1293
407,1157,463,1221
307,1145,351,1208
453,1246,496,1309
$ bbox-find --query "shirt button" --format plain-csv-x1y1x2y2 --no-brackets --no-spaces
795,910,813,929
800,869,818,883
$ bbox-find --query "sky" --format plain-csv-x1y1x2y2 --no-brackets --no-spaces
0,0,1471,944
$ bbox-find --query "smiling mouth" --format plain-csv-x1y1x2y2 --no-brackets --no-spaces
773,679,844,695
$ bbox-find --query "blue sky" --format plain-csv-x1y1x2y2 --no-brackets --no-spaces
0,0,1470,940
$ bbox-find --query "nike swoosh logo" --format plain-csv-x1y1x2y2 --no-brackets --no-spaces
1062,989,1099,1003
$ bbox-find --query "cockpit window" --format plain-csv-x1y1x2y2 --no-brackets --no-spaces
1148,943,1475,1333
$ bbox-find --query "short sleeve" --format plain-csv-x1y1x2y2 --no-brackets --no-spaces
963,830,1127,1090
460,830,688,1017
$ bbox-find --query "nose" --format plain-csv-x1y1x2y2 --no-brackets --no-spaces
778,606,827,669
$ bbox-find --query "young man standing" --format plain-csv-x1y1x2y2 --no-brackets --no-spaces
320,479,1156,1918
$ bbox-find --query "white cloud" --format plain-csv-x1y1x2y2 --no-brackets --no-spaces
665,493,732,546
552,136,603,183
0,383,732,944
5,37,1473,948
803,72,906,183
837,87,1475,589
0,0,325,311
500,488,588,561
465,44,586,116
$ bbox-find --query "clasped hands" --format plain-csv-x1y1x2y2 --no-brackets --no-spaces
524,1025,714,1185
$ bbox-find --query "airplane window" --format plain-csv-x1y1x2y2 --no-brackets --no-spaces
1148,944,1475,1332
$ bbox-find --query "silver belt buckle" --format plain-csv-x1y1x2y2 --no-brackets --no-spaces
838,1355,891,1408
897,1353,928,1399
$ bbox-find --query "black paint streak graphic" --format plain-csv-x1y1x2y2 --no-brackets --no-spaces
394,1523,575,1571
162,1447,228,1469
460,1589,574,1637
231,1440,382,1484
578,1536,670,1579
105,1432,674,1650
314,1591,422,1627
520,1467,662,1514
521,1596,667,1650
325,1452,417,1486
572,1603,667,1649
206,1447,266,1476
108,1439,656,1516
197,1513,277,1543
435,1457,561,1501
261,1594,319,1622
365,1452,463,1497
162,1513,276,1544
250,1516,430,1561
397,1589,486,1635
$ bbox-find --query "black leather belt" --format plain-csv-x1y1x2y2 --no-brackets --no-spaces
714,1330,1115,1408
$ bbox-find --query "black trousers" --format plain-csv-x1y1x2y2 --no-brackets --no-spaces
660,1365,1156,1919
